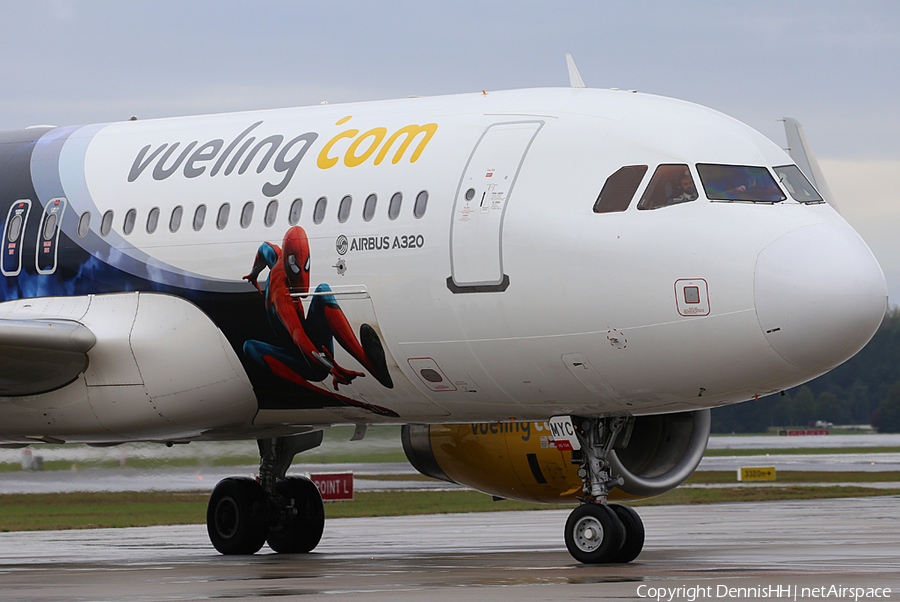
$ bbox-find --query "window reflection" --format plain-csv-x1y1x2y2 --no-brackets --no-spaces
774,165,823,203
696,164,785,203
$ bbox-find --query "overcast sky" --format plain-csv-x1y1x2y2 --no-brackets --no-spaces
2,1,899,301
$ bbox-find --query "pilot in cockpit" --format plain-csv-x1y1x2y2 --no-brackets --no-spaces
668,170,699,205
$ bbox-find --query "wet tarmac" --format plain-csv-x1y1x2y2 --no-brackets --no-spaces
1,496,898,601
706,433,900,449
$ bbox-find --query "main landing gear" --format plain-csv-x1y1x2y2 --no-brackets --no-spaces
207,431,325,555
564,416,645,564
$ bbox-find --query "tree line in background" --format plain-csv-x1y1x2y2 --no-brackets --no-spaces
711,307,900,433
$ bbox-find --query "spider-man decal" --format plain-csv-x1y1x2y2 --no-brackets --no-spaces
242,226,395,415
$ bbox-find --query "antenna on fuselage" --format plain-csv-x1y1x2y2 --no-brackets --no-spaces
782,117,839,213
566,54,586,88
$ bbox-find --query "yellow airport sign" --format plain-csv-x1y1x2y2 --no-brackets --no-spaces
737,467,776,481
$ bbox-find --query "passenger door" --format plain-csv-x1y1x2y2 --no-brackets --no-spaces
449,121,543,292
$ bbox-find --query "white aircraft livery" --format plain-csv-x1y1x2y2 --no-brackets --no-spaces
0,71,888,562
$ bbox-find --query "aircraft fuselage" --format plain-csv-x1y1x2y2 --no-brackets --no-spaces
0,87,887,444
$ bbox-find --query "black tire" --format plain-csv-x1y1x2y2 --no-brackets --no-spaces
564,503,625,564
608,503,645,563
266,476,325,554
207,477,268,555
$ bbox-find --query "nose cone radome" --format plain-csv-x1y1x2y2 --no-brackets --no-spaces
754,223,887,372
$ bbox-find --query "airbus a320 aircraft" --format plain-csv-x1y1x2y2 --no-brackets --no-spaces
0,58,887,564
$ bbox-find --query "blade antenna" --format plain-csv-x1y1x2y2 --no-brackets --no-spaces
782,117,839,213
566,54,586,88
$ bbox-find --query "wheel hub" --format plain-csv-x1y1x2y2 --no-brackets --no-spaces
214,497,240,539
573,515,604,552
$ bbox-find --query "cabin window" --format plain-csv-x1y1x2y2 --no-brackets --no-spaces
264,200,278,227
77,212,90,238
240,201,254,228
313,197,327,224
696,164,786,203
170,206,184,232
216,203,230,230
593,165,648,213
638,165,698,210
413,190,429,218
100,210,114,236
8,214,23,242
388,192,402,220
146,207,160,234
288,198,303,225
122,209,137,235
338,195,352,223
193,204,207,231
774,165,823,203
363,193,377,222
43,213,58,240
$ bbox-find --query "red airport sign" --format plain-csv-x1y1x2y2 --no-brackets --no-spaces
310,472,354,501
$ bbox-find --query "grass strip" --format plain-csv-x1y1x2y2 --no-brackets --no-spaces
684,470,900,484
0,491,208,532
2,486,900,533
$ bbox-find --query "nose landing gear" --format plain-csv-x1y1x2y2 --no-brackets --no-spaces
563,415,645,564
564,503,624,563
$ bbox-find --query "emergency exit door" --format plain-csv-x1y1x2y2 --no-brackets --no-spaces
448,121,543,292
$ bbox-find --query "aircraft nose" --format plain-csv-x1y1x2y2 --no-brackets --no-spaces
754,222,887,371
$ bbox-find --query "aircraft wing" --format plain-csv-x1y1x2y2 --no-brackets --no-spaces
0,318,96,396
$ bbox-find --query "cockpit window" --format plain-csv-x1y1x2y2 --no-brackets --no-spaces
593,165,647,213
637,164,698,210
773,165,824,203
696,164,786,203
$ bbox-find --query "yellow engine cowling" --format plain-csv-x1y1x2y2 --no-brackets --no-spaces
401,409,710,504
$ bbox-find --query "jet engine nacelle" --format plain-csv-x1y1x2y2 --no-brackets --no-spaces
0,292,257,442
401,409,710,503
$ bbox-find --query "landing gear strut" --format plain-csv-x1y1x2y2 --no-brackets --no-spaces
206,431,324,555
564,415,645,564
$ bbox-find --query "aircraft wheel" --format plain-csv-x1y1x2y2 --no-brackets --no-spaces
564,503,625,564
207,477,268,555
266,476,325,553
608,503,645,563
